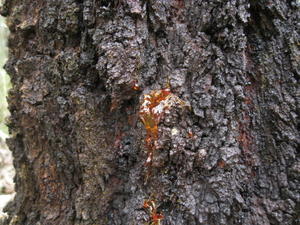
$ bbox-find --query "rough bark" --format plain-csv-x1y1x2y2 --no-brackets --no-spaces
1,0,299,224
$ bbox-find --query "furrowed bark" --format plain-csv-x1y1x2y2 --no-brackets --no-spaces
1,0,299,224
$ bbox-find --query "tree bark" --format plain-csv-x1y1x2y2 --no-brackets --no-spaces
1,0,299,224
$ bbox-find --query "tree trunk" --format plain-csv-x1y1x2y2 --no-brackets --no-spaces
1,0,299,224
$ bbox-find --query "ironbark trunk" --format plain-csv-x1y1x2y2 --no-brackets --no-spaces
1,0,299,224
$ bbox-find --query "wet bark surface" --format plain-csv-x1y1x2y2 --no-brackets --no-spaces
1,0,299,224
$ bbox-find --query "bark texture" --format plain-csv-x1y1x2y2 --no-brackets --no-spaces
1,0,299,224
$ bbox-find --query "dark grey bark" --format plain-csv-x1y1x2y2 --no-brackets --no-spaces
1,0,299,224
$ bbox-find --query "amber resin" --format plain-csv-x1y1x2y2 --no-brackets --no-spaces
139,89,188,224
139,89,188,167
143,199,164,225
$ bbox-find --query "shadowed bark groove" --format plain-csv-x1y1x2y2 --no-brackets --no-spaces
0,0,299,224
